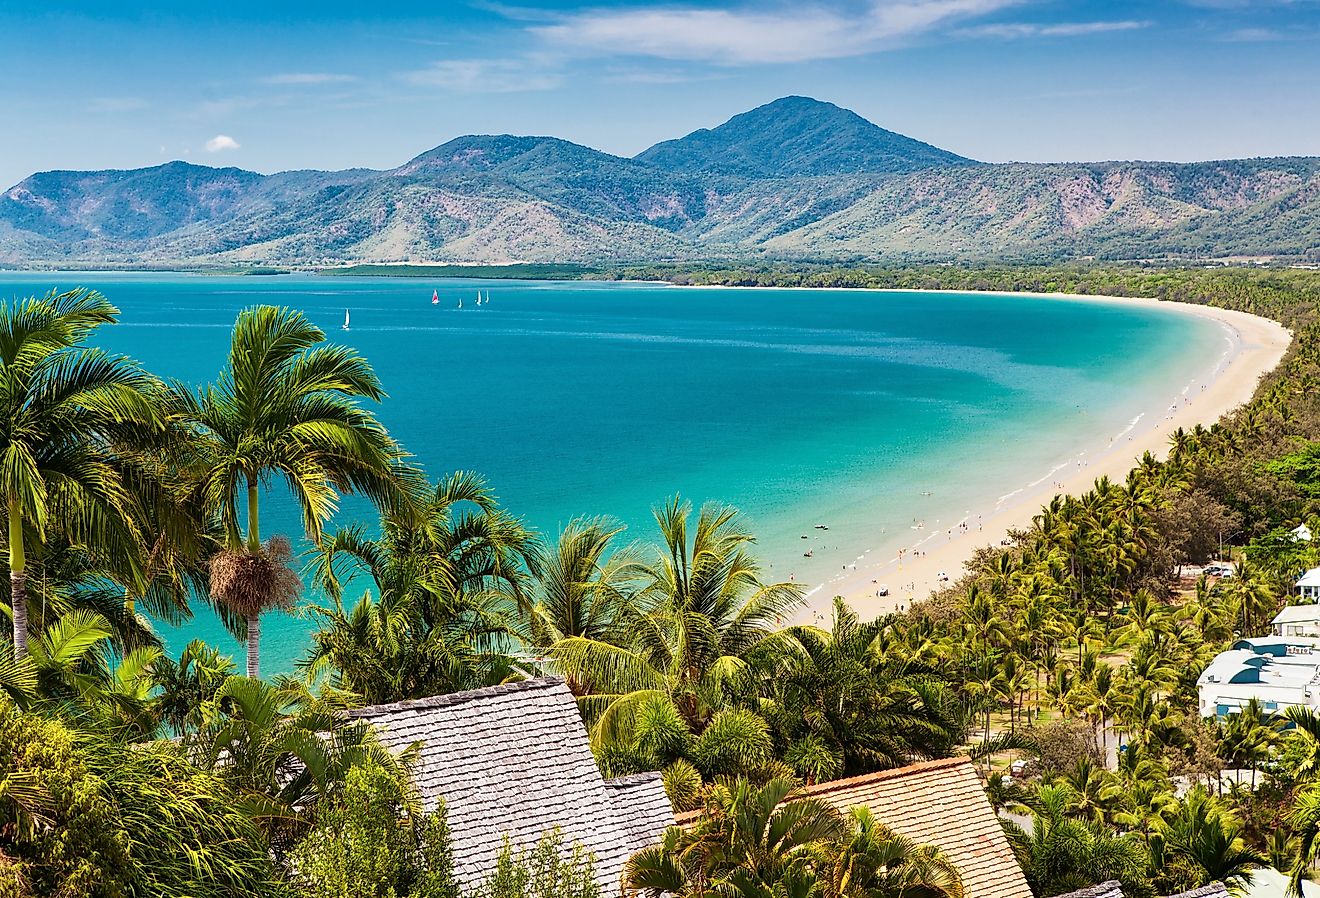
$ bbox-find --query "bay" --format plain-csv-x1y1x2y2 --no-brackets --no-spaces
0,272,1223,673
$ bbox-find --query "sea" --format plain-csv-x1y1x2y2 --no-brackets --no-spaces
0,272,1227,673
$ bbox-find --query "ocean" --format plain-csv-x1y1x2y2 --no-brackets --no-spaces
0,272,1226,673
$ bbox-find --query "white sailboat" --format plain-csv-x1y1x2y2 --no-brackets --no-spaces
457,297,463,309
476,290,482,306
431,289,439,305
342,309,350,330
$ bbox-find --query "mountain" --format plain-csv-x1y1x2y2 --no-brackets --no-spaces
635,96,976,178
2,96,1320,266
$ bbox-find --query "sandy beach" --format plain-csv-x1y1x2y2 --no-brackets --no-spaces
790,291,1293,625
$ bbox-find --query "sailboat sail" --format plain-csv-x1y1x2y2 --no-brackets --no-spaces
342,309,350,330
431,289,439,305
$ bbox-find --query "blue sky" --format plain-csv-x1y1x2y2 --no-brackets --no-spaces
2,0,1319,186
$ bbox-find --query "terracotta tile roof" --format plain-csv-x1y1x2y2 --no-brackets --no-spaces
345,678,674,891
677,758,1030,898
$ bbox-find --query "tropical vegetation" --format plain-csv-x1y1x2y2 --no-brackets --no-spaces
8,266,1320,896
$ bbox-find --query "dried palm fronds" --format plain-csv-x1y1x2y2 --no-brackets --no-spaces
209,536,302,618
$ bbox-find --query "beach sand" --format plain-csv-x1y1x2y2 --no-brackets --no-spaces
790,292,1293,625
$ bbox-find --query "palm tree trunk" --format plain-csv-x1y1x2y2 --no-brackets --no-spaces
246,477,261,551
245,476,261,678
8,497,27,657
247,612,260,678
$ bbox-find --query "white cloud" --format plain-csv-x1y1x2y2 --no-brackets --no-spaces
205,134,241,152
531,0,1021,64
402,59,562,92
958,19,1152,39
260,72,358,85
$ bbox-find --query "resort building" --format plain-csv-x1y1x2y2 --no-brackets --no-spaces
1197,636,1320,718
343,677,673,892
1294,523,1314,543
1297,567,1320,601
678,757,1032,898
1273,604,1320,638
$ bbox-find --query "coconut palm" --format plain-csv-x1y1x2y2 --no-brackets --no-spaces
1004,783,1151,897
0,288,167,657
623,776,846,896
551,497,804,742
1159,788,1265,888
303,472,538,702
624,777,961,898
755,599,963,781
525,516,643,649
176,305,416,677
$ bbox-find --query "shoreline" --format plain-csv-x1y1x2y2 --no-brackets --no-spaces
754,291,1293,623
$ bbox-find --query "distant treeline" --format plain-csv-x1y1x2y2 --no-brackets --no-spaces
317,263,599,279
608,262,1320,329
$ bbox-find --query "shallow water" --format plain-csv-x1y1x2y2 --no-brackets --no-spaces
0,273,1225,672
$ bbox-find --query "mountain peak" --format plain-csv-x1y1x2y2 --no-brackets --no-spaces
636,95,976,178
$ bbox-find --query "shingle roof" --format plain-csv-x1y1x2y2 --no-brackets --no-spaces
801,759,1032,898
345,677,674,890
1165,884,1229,898
1050,881,1125,898
604,773,674,854
675,758,1029,898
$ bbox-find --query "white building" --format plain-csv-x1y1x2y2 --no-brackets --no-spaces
1294,523,1314,543
1273,604,1320,638
1298,568,1320,602
1197,636,1320,718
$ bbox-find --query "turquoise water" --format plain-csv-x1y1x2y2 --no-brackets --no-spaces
0,273,1225,673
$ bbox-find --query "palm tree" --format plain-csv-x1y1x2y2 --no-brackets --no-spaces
624,777,961,898
303,472,538,702
624,776,846,895
177,305,415,677
1004,783,1150,897
200,674,411,856
551,497,804,738
151,637,237,736
0,288,167,657
526,516,642,649
757,598,963,780
1159,788,1265,888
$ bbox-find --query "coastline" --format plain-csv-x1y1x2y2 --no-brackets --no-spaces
773,291,1294,623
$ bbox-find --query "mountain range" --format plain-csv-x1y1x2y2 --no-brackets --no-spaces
3,96,1319,266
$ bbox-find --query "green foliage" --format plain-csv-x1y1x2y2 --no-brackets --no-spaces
302,472,537,702
471,831,600,898
292,759,458,898
624,777,962,898
0,703,133,898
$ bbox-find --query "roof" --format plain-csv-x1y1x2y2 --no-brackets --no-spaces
1165,884,1229,898
1050,882,1125,898
1298,568,1320,588
676,758,1030,898
1294,524,1313,542
1274,604,1320,625
345,678,674,890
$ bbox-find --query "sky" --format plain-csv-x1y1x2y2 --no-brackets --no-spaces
2,0,1319,187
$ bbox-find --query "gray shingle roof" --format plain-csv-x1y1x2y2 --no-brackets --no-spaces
1164,885,1229,898
604,773,673,854
1050,882,1125,898
344,677,674,890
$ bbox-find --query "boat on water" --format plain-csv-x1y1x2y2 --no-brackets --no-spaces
431,290,439,305
342,309,351,330
476,291,482,306
457,297,463,309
